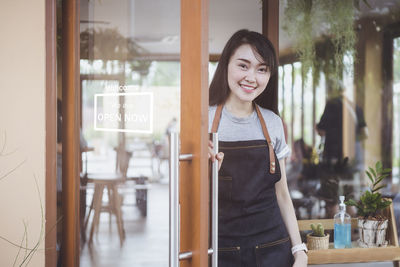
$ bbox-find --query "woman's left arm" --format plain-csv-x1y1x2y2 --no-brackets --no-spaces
275,159,308,267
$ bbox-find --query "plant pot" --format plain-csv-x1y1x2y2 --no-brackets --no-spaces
357,218,388,248
306,233,330,250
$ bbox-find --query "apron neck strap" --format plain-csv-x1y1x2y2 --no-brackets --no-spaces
211,103,277,174
211,104,223,133
255,104,277,174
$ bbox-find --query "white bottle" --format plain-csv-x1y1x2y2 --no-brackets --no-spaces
333,196,352,248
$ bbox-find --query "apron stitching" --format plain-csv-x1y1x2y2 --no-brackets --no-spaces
255,236,290,249
220,144,268,150
218,246,240,252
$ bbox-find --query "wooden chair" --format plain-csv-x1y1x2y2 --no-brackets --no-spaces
84,148,131,246
84,147,149,246
86,174,126,246
298,202,400,266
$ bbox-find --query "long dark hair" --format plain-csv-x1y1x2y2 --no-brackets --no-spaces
209,29,278,114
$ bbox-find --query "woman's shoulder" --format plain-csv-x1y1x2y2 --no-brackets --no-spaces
256,105,281,124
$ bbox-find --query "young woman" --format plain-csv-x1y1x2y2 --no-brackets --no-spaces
208,30,308,267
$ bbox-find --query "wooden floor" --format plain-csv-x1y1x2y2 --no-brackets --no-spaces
79,182,396,267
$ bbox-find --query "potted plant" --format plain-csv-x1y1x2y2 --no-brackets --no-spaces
307,223,329,250
346,161,392,247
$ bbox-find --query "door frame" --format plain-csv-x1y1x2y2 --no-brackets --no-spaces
47,0,280,266
45,0,57,265
179,0,210,265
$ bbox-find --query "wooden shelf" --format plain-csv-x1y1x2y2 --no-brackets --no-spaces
298,202,400,266
307,243,400,264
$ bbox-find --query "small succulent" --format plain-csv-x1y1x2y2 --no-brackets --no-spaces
345,161,392,219
310,223,325,237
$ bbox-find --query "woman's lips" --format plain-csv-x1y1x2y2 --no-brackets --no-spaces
240,84,256,93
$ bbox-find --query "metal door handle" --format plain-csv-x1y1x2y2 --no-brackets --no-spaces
210,133,219,266
169,132,218,267
169,132,180,267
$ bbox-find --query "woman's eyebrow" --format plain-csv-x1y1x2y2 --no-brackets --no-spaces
237,58,266,66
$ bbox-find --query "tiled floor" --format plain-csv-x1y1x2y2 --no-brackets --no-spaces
80,182,169,267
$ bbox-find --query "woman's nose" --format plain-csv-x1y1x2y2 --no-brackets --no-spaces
245,72,256,83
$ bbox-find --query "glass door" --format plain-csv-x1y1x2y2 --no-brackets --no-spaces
79,1,180,266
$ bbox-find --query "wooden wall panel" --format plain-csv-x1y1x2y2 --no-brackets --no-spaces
262,0,279,52
180,0,209,266
262,0,280,114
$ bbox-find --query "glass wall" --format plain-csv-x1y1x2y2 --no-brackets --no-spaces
392,37,400,185
279,0,400,222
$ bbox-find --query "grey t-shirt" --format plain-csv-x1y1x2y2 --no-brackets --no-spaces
208,105,290,160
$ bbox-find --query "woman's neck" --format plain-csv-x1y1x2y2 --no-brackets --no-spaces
225,96,254,118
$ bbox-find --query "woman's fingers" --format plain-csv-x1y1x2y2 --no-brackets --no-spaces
208,143,223,169
209,140,214,148
216,152,224,170
208,145,216,162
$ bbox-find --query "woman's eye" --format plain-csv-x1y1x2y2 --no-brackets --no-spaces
258,68,268,73
239,64,248,70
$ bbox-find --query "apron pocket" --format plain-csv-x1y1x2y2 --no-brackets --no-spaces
219,176,232,201
255,237,293,267
218,246,240,267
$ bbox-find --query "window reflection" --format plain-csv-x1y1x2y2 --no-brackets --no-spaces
78,0,180,266
279,0,400,222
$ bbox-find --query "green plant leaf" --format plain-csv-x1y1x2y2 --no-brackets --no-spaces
365,170,374,184
373,174,389,187
345,199,358,206
372,185,385,193
375,161,382,173
368,167,377,179
382,168,392,174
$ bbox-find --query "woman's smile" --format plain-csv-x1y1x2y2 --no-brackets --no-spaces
226,44,271,107
239,83,257,93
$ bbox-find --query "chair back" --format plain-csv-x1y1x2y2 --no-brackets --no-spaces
115,147,132,178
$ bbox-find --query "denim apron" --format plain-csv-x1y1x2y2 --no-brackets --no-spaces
211,104,294,267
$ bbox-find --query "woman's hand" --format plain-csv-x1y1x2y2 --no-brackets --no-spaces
208,140,224,170
293,251,308,267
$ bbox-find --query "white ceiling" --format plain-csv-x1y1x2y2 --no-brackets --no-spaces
80,0,400,57
80,0,262,55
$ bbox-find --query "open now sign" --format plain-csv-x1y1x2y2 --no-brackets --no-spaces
94,92,153,133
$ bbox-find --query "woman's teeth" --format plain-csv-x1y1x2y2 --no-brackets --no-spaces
241,84,255,90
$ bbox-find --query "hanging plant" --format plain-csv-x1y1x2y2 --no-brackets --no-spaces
283,0,316,77
320,0,357,91
80,28,151,76
282,0,367,92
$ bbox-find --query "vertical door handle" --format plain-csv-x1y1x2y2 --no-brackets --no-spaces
169,132,179,267
169,132,218,266
210,133,219,266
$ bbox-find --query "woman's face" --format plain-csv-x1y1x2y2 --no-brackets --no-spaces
227,44,271,104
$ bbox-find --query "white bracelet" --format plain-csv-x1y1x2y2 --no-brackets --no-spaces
291,243,308,255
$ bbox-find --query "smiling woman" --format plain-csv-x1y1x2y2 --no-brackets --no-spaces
208,29,307,267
